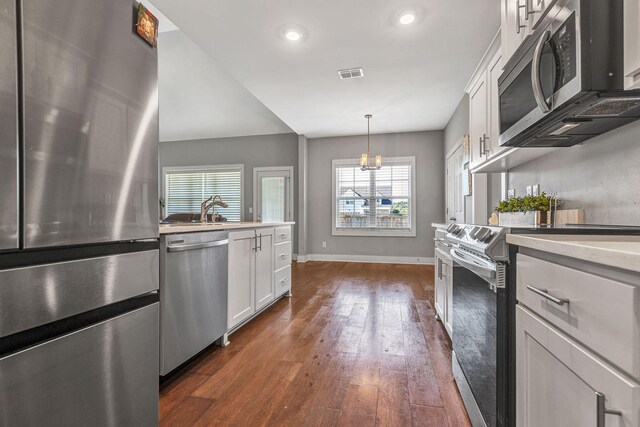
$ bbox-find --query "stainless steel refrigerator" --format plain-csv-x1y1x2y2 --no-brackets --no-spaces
0,0,160,425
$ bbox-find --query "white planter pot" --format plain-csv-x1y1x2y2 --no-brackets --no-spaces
498,211,548,227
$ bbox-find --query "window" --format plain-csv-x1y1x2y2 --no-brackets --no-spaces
332,157,416,237
163,165,243,221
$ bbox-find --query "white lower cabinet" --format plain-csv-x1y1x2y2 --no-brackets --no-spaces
228,226,292,332
434,248,453,338
516,305,640,427
228,230,256,330
254,229,275,311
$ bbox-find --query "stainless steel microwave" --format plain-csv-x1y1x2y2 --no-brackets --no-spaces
499,0,640,147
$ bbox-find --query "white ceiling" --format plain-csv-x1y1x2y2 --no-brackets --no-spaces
151,0,501,138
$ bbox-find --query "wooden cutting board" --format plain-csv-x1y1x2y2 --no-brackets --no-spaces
554,209,585,225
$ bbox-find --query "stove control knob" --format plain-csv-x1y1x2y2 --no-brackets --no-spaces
469,226,481,239
477,228,494,242
446,223,458,233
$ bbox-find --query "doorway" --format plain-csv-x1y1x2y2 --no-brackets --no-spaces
446,143,465,224
253,167,294,223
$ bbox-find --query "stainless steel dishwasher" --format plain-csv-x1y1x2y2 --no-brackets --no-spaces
160,231,229,375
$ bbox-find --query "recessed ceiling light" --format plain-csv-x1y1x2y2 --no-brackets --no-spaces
285,30,301,41
399,13,416,25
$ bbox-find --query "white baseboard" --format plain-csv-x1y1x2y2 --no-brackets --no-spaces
293,254,308,263
294,253,433,265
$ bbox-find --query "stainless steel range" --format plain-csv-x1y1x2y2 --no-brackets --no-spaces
445,223,511,427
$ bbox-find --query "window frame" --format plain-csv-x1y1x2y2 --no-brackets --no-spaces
332,156,416,237
162,164,244,221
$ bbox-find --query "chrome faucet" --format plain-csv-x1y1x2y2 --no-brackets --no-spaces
200,195,229,223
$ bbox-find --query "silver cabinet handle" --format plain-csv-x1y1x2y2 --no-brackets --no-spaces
482,134,490,155
479,137,483,158
596,392,623,427
258,233,263,251
526,285,569,305
167,239,229,252
516,0,527,33
279,233,288,237
279,253,288,259
532,30,552,113
525,0,532,19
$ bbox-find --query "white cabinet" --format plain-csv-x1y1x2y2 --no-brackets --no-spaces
501,0,528,65
469,73,489,170
434,248,453,338
487,50,506,157
228,225,292,332
228,230,256,329
624,0,640,89
254,229,275,311
469,48,506,170
516,305,640,427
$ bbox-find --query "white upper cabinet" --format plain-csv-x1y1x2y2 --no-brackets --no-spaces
501,0,528,66
469,72,489,170
487,50,506,158
625,0,640,89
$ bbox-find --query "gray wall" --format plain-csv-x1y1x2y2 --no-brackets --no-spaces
159,133,299,249
444,94,469,154
307,131,445,259
507,120,640,225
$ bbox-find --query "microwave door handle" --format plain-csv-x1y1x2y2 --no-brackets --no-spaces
532,30,552,113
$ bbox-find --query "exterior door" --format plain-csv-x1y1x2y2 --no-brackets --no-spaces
254,168,293,223
0,0,18,250
446,144,465,224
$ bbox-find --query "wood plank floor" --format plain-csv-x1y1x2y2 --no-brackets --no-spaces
159,262,471,426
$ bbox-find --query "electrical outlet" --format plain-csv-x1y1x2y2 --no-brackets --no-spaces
248,207,253,214
507,189,516,198
322,242,327,248
532,184,540,196
526,186,533,196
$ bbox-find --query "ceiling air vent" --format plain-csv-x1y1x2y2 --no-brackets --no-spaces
338,67,364,80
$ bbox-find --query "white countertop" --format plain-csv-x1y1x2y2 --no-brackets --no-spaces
160,221,295,235
506,234,640,274
432,223,447,229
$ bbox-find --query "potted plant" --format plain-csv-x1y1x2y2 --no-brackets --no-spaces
495,193,555,227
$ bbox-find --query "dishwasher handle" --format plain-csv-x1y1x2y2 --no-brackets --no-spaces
167,239,229,252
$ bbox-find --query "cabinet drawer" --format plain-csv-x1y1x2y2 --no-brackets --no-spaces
517,254,640,378
275,226,291,243
516,305,640,427
274,241,291,271
275,266,291,297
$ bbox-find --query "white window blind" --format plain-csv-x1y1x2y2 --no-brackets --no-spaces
332,157,416,237
164,166,243,221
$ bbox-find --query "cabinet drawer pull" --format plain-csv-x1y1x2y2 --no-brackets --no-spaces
596,392,623,427
279,233,288,237
526,285,570,306
279,254,288,259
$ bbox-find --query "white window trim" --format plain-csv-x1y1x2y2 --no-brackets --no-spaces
332,156,416,238
162,164,244,220
252,166,295,222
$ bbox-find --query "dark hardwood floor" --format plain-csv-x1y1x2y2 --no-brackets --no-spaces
159,262,471,426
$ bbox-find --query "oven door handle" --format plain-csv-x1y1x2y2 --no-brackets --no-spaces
450,248,497,281
532,29,552,113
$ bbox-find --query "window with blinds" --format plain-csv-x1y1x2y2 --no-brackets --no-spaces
164,166,243,222
332,157,416,237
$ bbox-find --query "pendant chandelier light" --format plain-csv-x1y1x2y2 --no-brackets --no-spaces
360,114,382,171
